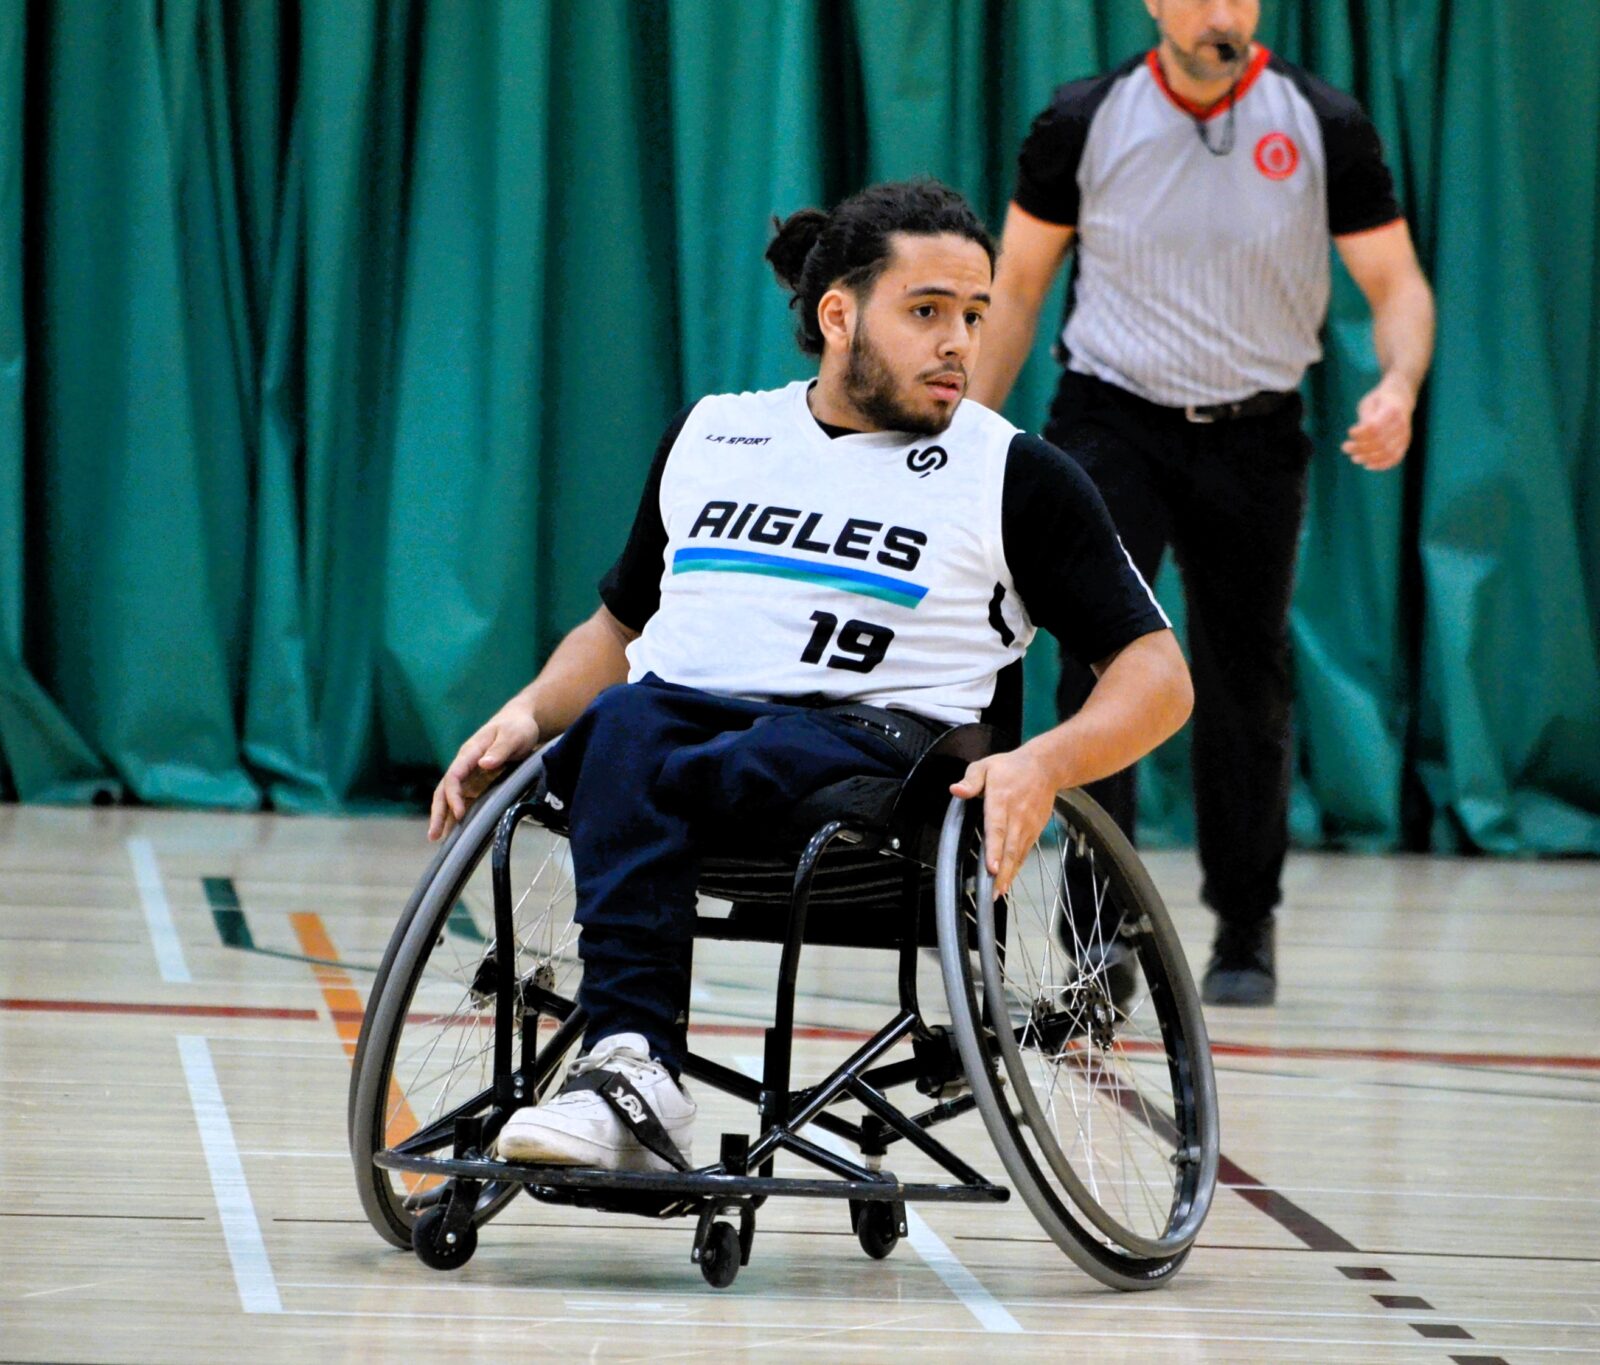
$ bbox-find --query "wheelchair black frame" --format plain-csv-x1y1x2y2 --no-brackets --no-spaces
371,789,1016,1246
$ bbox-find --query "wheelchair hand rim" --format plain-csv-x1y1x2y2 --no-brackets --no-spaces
971,815,1209,1259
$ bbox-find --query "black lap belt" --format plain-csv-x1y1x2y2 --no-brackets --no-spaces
561,1069,691,1171
824,703,948,761
1180,390,1294,423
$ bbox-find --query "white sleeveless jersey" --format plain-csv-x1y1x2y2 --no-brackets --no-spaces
626,381,1032,724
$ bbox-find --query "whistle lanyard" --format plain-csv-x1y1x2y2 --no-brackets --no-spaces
1193,77,1241,157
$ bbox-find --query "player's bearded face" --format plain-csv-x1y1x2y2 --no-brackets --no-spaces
843,313,959,437
826,231,990,436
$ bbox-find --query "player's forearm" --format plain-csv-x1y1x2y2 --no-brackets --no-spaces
1370,272,1435,399
1023,630,1193,792
509,608,634,741
968,286,1044,410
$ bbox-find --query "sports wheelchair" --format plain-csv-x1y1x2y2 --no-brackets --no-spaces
348,688,1219,1292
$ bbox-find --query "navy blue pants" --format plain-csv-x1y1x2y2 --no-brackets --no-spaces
540,675,927,1076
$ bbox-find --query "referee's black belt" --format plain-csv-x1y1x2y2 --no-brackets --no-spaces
1178,390,1295,423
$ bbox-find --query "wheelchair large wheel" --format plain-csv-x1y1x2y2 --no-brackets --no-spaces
349,753,585,1248
935,792,1219,1290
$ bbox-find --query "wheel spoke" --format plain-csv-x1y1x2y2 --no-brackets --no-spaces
952,800,1213,1268
359,803,587,1227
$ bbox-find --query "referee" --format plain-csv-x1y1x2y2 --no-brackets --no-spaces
970,0,1435,1006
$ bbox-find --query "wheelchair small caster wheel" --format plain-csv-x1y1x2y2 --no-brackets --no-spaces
699,1220,742,1288
851,1200,902,1260
412,1205,477,1270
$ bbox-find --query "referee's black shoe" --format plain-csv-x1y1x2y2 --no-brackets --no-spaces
1201,916,1276,1007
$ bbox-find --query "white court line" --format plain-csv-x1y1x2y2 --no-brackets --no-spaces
274,1308,1597,1352
177,1035,282,1314
127,837,191,983
268,1283,1600,1329
899,1213,1021,1333
20,1280,107,1300
732,1054,1022,1335
236,1149,349,1159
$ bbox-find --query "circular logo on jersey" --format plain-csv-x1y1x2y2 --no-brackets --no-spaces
1254,132,1300,180
906,445,948,478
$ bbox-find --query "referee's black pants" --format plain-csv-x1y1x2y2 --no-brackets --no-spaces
1045,370,1312,928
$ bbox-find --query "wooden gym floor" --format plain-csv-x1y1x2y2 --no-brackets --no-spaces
1,804,1596,1363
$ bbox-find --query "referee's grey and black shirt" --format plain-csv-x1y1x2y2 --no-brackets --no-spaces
1015,47,1402,407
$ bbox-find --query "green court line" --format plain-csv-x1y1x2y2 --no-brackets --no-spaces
203,876,254,950
201,876,377,975
447,900,485,942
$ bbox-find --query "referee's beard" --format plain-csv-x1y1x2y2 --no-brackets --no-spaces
843,316,960,437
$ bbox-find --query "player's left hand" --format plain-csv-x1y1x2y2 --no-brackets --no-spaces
950,745,1059,899
1343,376,1415,470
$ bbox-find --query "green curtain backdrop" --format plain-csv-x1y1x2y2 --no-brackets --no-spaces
2,0,1596,852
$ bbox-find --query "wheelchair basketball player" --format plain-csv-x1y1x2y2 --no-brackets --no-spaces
424,179,1193,1175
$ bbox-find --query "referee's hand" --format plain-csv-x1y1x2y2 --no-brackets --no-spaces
1344,377,1415,470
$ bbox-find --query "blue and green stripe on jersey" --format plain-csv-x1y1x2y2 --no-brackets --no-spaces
672,546,927,609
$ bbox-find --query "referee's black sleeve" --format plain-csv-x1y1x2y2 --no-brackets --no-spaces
1277,63,1402,236
597,403,694,632
1012,60,1135,227
1325,105,1402,237
1000,433,1169,670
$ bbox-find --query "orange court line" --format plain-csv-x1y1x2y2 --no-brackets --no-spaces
289,912,429,1190
289,912,368,1058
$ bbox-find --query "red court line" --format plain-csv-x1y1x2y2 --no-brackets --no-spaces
0,997,317,1021
1209,1040,1600,1071
5,995,1598,1072
321,1009,877,1044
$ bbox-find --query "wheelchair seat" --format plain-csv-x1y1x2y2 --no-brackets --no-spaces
696,721,1000,947
348,705,1219,1292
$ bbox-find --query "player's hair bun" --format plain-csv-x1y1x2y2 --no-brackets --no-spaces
765,208,829,292
765,182,995,357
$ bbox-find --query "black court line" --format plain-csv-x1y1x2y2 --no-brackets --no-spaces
963,1235,1600,1265
1414,1323,1475,1340
1218,1155,1358,1252
0,1211,206,1221
1358,1245,1600,1264
1342,1256,1511,1362
1365,1076,1600,1106
1045,1013,1526,1365
210,871,1559,1363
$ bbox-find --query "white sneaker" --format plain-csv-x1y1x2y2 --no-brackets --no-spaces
494,1032,695,1172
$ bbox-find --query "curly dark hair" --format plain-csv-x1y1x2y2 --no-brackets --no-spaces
765,180,997,356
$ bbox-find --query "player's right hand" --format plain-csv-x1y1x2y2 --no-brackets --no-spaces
428,704,541,843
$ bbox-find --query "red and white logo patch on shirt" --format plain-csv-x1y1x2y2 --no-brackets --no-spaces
1254,132,1300,180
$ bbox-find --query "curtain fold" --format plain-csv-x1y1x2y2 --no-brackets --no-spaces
2,0,1595,852
0,2,113,803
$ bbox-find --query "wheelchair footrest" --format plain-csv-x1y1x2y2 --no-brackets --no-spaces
374,1150,1008,1205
